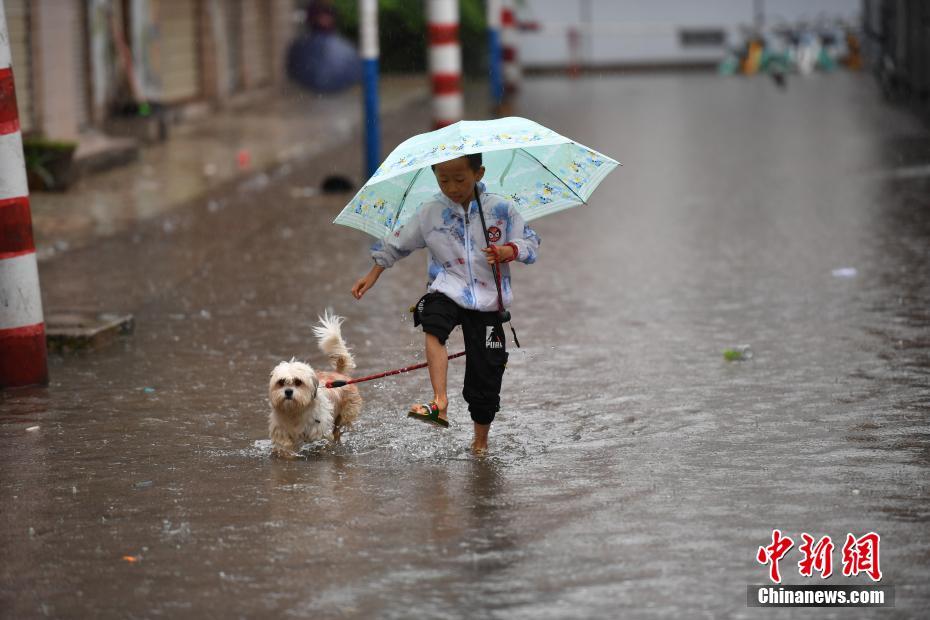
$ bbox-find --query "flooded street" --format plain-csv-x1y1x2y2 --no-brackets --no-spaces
2,73,929,618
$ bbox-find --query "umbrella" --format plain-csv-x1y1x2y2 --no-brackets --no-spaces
286,33,361,93
333,117,620,239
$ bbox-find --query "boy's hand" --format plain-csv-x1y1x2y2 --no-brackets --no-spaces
352,265,385,299
482,244,515,265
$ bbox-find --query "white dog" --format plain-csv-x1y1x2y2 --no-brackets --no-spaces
267,312,362,457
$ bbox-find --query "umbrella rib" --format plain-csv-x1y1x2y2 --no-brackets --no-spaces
392,167,425,231
517,148,588,205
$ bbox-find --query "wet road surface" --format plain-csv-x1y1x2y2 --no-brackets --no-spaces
2,72,929,618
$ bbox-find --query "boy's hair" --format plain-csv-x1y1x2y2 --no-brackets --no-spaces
431,153,482,172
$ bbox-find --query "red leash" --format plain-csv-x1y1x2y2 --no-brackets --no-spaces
325,351,466,388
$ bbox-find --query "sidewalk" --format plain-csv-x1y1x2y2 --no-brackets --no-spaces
29,76,430,261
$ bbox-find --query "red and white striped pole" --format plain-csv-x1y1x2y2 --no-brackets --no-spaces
0,3,49,388
501,0,521,97
427,0,463,129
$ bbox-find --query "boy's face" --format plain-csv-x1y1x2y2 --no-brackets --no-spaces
433,157,485,208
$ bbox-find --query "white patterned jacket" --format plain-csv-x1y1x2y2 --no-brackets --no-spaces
371,182,541,311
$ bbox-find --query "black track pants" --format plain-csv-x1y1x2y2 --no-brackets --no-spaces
413,292,508,424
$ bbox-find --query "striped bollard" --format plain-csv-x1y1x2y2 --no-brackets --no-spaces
501,0,521,97
486,0,504,111
0,3,48,388
360,0,380,178
427,0,463,129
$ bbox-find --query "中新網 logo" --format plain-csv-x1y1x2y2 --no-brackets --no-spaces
756,530,882,583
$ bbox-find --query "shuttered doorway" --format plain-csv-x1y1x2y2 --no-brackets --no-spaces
157,0,200,102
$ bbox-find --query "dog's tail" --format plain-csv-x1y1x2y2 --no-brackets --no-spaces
312,310,356,374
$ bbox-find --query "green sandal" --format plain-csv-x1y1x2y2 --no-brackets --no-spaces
407,401,449,428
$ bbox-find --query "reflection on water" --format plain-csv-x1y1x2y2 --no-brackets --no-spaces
2,73,929,617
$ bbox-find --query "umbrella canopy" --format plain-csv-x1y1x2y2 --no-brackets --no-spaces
287,33,361,93
334,117,620,239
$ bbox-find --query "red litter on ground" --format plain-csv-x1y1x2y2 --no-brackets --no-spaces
236,149,251,170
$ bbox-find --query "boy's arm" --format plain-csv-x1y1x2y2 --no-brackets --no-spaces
354,219,427,299
370,219,427,269
505,204,541,264
352,264,384,299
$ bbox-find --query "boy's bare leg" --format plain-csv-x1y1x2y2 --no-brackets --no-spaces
472,423,490,452
422,333,448,419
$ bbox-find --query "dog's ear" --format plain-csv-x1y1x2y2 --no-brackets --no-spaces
310,374,320,394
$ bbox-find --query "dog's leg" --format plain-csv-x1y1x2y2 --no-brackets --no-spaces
270,425,301,459
272,442,300,459
339,392,362,428
332,413,343,442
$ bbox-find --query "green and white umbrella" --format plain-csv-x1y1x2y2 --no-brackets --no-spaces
334,117,620,239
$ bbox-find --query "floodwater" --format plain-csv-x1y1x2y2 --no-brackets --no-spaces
2,73,929,618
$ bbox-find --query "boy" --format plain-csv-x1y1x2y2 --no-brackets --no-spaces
351,153,540,453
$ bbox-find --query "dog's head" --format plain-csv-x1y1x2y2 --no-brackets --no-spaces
268,359,319,414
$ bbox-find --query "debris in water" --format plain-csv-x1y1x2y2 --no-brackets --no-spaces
161,520,192,540
290,186,320,199
140,179,162,192
272,163,293,178
832,267,857,278
122,555,141,563
236,148,251,170
322,175,354,193
134,480,154,489
26,425,39,432
723,345,753,361
142,387,156,394
238,173,270,193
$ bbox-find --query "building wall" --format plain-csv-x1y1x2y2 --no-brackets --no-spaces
519,0,862,68
200,0,294,101
88,0,119,124
34,0,82,140
241,0,271,88
10,0,297,141
268,0,292,88
72,1,91,129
